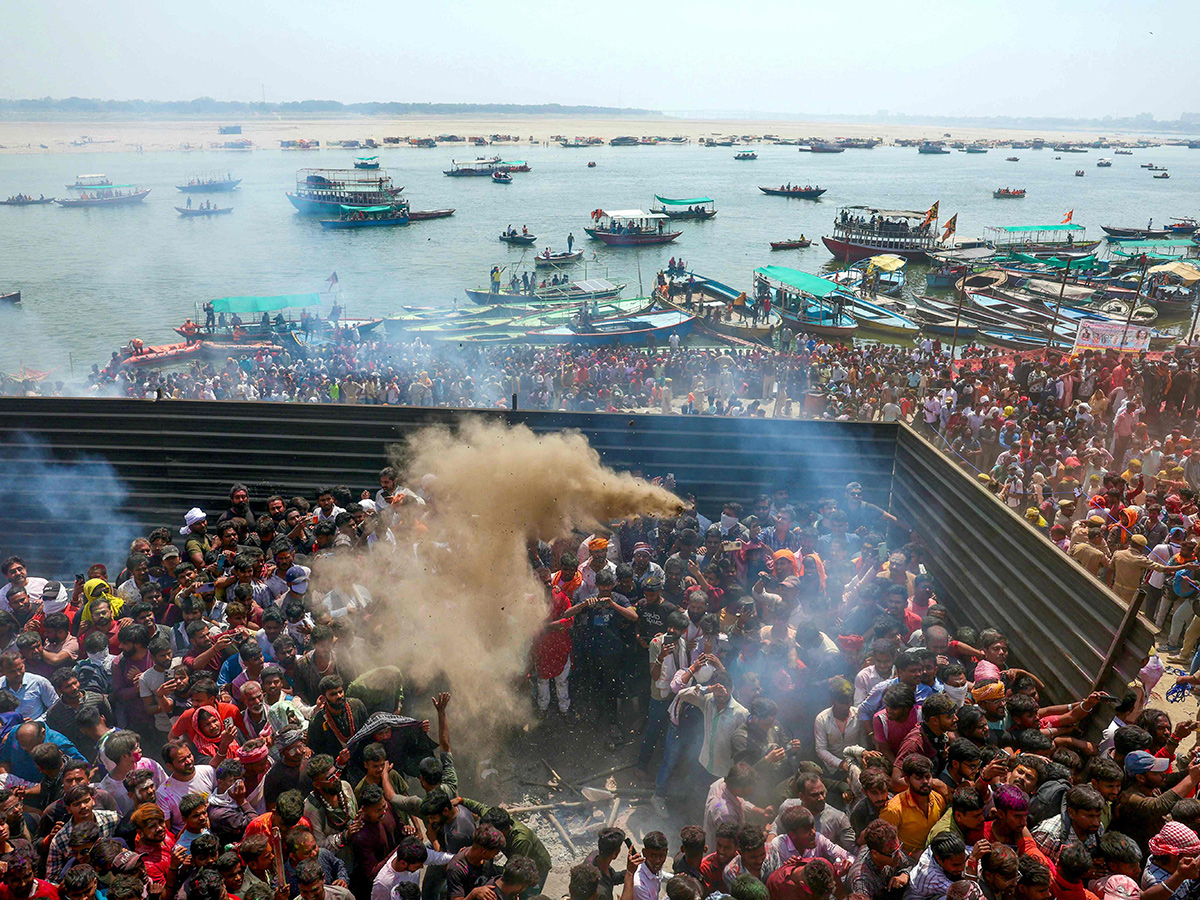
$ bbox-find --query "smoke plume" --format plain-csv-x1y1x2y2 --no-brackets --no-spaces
312,417,684,728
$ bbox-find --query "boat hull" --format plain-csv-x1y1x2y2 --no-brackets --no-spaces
120,343,202,367
778,310,857,338
175,207,233,217
176,179,242,193
1,292,20,303
499,234,537,245
55,189,151,207
0,198,55,206
584,228,682,246
759,187,827,199
533,251,583,267
465,284,624,306
533,313,695,346
770,241,811,250
286,191,402,214
407,209,455,221
822,235,931,263
319,216,409,229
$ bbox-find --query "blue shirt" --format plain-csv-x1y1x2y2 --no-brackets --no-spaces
857,678,942,723
0,726,85,782
0,673,57,721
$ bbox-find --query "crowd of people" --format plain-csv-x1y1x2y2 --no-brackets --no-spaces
0,412,1197,900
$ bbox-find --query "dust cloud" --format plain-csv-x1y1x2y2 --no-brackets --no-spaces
312,417,684,729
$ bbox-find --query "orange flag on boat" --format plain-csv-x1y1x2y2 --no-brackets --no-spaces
1062,209,1074,224
941,214,958,240
921,201,939,227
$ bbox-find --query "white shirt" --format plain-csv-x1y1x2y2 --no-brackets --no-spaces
371,848,454,900
814,706,866,774
0,578,47,613
158,765,217,830
677,686,749,777
138,667,174,734
854,664,886,704
100,759,168,816
633,862,663,900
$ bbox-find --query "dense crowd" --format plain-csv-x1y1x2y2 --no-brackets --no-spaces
0,439,1198,900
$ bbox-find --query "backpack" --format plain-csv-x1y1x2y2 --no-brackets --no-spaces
74,658,111,694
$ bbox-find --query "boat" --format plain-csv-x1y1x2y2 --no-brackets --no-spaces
918,143,950,154
1155,172,1171,179
832,254,907,296
287,169,403,214
464,276,626,306
1166,219,1198,234
119,341,203,367
656,276,782,342
1102,225,1170,240
1,292,20,303
560,139,591,148
1096,299,1158,324
587,162,597,168
770,238,813,250
993,188,1026,198
1053,145,1088,153
650,196,717,220
175,172,241,193
55,187,151,207
444,157,502,176
533,249,583,267
390,296,655,335
1115,149,1134,155
492,171,513,184
907,307,979,340
499,231,537,245
406,208,455,221
318,205,409,229
67,175,112,190
609,136,640,147
1097,158,1113,167
759,185,827,199
353,156,381,170
1145,164,1167,171
965,145,988,154
0,196,55,206
823,204,941,262
844,294,919,336
810,143,845,153
955,270,1008,293
1075,170,1085,177
175,205,233,217
983,223,1099,254
533,310,695,345
734,152,758,160
584,209,682,246
1006,156,1020,162
752,266,859,338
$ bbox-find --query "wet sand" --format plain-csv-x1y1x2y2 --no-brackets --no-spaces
0,114,1167,155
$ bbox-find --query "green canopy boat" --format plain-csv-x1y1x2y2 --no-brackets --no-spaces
650,195,717,220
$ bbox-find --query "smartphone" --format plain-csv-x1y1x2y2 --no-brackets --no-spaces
624,837,636,852
663,633,680,647
75,574,84,583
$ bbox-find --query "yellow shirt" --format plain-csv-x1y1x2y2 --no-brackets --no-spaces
879,789,947,857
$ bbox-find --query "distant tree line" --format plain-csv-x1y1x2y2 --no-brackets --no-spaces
0,97,662,117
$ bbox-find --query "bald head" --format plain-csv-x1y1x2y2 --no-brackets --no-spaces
16,722,44,751
924,625,950,656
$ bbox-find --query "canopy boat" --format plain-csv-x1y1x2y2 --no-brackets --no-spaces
444,156,501,177
465,276,626,306
499,231,537,244
318,204,409,229
492,171,513,184
560,139,591,148
823,204,941,262
584,209,682,246
180,294,385,343
835,254,907,295
753,266,858,338
176,205,233,217
353,156,381,169
55,187,151,207
734,151,757,160
407,208,455,221
532,310,695,346
67,174,112,190
983,223,1099,254
759,185,827,199
0,196,55,206
287,169,403,214
176,172,241,192
993,188,1026,198
770,238,812,250
650,196,717,220
1109,238,1199,261
534,249,583,267
119,341,202,367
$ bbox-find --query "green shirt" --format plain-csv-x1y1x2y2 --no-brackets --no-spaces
462,798,552,883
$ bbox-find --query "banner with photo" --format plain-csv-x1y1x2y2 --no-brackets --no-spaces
1073,319,1152,353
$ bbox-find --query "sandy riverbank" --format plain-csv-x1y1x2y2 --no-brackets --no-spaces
0,114,1176,154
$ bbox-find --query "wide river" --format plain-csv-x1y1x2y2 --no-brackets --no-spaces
4,141,1200,373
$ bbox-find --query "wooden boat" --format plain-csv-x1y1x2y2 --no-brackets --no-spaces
410,297,657,338
1,292,20,304
492,171,513,184
407,208,455,221
499,232,537,245
1097,299,1158,324
1006,157,1020,162
753,266,858,338
954,270,1007,294
993,188,1026,198
1097,158,1113,167
587,162,597,168
445,157,502,176
119,342,202,367
918,143,950,154
67,175,112,190
176,174,241,193
584,209,682,246
532,310,695,346
845,295,919,336
1115,149,1133,155
1075,170,1085,177
319,205,409,229
651,196,717,220
770,238,812,250
907,308,979,340
176,206,233,217
353,156,381,170
533,250,583,267
1166,219,1198,234
1145,164,1166,171
824,204,941,262
759,186,827,199
55,188,151,207
1154,172,1171,179
464,277,626,306
1102,225,1170,240
657,275,782,342
1,197,55,206
734,152,758,160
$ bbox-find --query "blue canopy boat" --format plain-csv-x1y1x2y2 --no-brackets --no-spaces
319,205,409,229
354,156,381,169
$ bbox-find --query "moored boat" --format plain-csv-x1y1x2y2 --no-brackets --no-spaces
287,169,403,214
406,208,455,221
584,209,682,246
533,249,583,267
465,276,626,306
119,341,203,367
752,266,858,338
759,185,827,199
823,204,941,262
984,223,1098,254
532,310,695,345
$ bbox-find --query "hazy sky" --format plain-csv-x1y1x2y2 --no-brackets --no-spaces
5,0,1196,119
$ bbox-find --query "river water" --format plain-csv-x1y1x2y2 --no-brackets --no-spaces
3,141,1200,373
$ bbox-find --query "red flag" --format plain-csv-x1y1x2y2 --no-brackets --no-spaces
941,214,958,240
921,201,940,228
1062,210,1073,224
